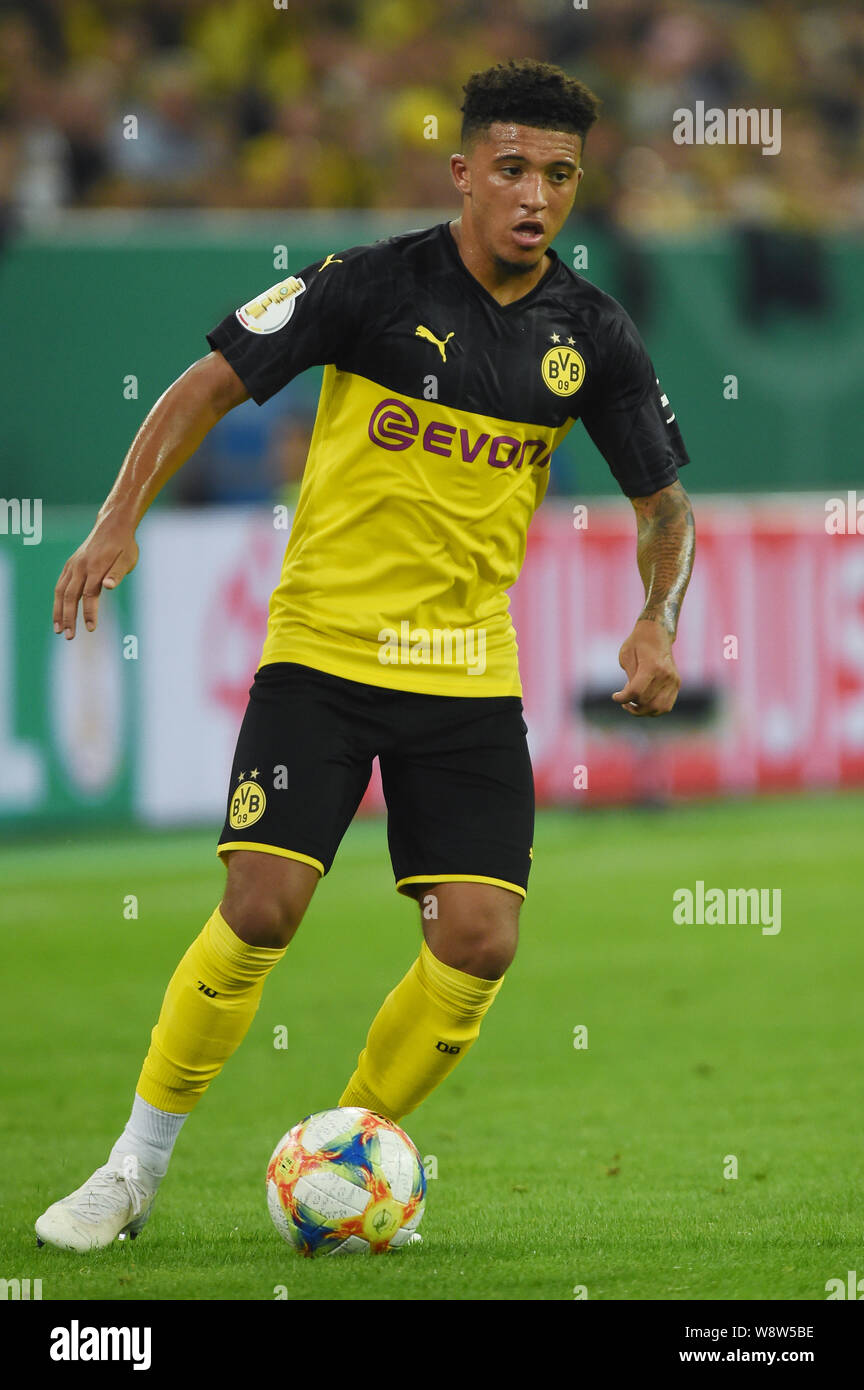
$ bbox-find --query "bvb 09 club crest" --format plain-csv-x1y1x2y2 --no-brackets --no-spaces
230,775,266,829
541,345,585,396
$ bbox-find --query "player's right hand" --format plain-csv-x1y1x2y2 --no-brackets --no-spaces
53,519,139,639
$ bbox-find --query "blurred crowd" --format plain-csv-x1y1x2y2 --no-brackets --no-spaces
1,0,863,232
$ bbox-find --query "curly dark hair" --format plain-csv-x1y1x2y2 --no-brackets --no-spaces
460,59,601,150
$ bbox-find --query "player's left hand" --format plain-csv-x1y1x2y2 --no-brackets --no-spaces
612,619,681,717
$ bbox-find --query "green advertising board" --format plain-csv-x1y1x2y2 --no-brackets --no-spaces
1,215,862,508
0,513,137,834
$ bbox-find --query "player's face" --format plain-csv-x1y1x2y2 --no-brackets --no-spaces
453,123,584,274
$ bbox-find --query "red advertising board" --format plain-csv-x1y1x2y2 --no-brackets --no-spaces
128,498,864,827
509,500,864,804
358,497,864,808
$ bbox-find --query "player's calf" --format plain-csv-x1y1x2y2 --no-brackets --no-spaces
339,884,519,1119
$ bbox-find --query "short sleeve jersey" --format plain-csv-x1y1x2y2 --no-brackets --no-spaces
206,221,689,697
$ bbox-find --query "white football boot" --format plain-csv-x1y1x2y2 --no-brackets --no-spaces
35,1158,161,1252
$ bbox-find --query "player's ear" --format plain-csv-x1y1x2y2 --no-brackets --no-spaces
450,152,471,195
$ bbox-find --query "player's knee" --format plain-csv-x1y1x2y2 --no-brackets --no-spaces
221,851,319,948
426,915,519,980
457,930,517,979
222,895,302,948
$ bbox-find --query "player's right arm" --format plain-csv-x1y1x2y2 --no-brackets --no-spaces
53,350,248,639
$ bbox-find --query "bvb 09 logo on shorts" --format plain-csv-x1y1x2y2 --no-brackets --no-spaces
541,346,585,396
230,778,266,829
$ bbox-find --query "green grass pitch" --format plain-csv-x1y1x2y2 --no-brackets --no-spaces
1,794,861,1302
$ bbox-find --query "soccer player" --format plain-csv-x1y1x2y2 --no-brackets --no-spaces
38,59,694,1251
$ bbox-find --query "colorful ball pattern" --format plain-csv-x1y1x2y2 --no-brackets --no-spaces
266,1107,426,1255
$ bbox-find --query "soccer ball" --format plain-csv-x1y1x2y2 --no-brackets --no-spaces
266,1107,426,1255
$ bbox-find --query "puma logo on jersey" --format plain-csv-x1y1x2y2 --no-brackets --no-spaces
318,253,343,271
416,325,455,363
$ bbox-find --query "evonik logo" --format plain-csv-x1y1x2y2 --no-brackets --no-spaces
368,398,552,471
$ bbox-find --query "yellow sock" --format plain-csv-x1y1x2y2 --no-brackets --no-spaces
339,939,504,1121
137,906,287,1114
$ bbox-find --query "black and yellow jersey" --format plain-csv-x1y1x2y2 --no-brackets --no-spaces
206,221,689,697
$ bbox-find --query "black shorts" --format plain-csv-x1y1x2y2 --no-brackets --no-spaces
217,662,534,899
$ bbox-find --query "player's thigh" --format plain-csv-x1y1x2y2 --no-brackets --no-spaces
418,879,522,979
221,849,322,948
216,662,375,946
380,692,533,976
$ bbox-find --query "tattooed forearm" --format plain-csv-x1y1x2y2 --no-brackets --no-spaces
630,479,695,639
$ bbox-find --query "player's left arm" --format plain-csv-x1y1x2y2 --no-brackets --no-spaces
612,478,695,717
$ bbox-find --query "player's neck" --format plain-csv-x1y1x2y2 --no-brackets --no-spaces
448,218,551,307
